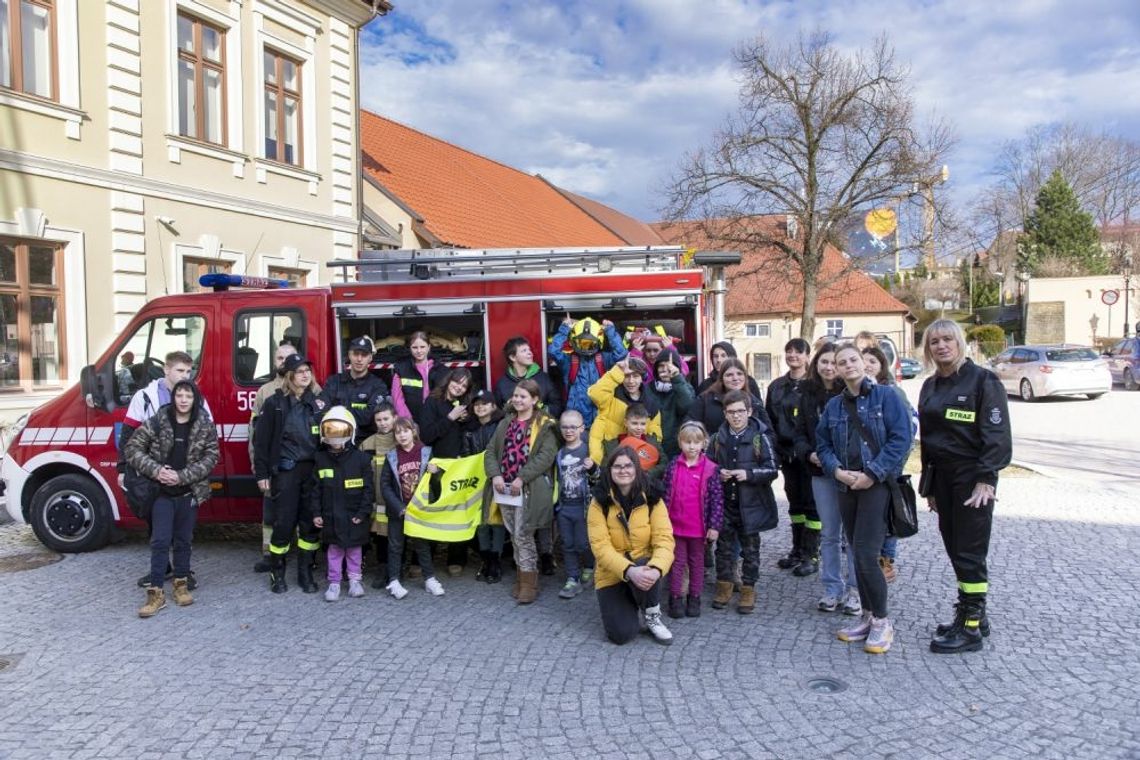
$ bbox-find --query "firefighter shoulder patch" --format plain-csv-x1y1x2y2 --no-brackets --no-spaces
988,407,1002,425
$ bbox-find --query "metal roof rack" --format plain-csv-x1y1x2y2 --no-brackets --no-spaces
326,246,738,283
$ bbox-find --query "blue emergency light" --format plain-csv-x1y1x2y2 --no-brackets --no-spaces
199,274,291,291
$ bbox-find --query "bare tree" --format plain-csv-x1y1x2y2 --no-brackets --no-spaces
989,123,1140,229
662,32,954,338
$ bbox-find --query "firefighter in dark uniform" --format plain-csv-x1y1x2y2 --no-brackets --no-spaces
254,354,326,594
918,319,1012,653
320,336,390,443
765,338,820,576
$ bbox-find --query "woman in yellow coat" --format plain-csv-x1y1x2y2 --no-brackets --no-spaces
587,358,664,464
587,445,675,645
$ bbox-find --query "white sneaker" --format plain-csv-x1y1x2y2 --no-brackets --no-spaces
347,578,365,598
324,583,341,602
842,588,863,616
387,579,408,600
643,605,673,645
424,576,445,596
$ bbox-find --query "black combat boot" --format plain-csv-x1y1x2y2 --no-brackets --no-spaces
475,551,491,581
930,600,986,654
269,555,288,594
935,600,992,638
297,550,319,594
777,522,803,569
792,528,820,577
486,553,502,584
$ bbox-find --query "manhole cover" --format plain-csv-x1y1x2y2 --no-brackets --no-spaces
804,676,847,694
0,552,63,574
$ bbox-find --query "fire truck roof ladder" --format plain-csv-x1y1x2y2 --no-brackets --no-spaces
327,246,738,283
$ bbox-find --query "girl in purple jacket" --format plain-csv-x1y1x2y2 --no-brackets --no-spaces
662,420,724,619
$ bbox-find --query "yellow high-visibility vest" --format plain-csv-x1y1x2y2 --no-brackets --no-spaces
404,453,486,542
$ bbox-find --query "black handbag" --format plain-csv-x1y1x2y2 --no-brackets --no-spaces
841,396,919,538
122,417,162,520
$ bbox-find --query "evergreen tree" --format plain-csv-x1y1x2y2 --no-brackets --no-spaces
1022,170,1106,275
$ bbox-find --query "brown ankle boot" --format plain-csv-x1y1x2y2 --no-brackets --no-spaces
138,586,166,618
517,570,538,605
737,585,756,614
172,577,194,607
711,580,734,610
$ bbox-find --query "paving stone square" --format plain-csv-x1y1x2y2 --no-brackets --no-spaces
1,475,1138,759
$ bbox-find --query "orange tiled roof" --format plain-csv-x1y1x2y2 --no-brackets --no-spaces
652,217,911,317
547,184,665,246
360,111,626,248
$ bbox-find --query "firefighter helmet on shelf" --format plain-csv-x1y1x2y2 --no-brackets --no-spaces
569,317,604,356
320,405,356,448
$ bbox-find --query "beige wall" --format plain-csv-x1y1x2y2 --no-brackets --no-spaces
1024,275,1138,345
725,312,913,391
362,182,426,249
0,0,373,423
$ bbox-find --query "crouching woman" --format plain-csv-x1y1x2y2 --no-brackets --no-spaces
587,446,675,646
125,380,219,618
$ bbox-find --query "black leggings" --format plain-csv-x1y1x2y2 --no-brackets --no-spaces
596,559,662,645
837,482,890,618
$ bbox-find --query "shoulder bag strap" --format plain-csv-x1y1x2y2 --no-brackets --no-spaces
842,394,880,458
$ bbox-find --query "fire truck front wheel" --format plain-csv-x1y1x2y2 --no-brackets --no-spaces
29,474,113,553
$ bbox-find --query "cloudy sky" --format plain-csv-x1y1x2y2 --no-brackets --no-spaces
358,0,1140,228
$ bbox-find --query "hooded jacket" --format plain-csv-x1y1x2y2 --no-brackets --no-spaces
483,409,559,531
644,347,696,458
309,444,374,547
586,481,674,591
548,321,627,428
493,363,562,419
123,381,219,505
695,341,763,397
586,363,664,463
707,414,780,533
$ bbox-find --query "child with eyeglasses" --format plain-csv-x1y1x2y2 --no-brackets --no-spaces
707,390,779,614
555,410,597,598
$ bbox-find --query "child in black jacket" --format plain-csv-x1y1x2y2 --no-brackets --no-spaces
463,390,506,583
310,406,374,602
707,390,779,615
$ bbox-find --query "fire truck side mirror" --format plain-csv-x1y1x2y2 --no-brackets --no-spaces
80,364,114,413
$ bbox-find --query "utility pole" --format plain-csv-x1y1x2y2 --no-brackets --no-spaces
919,165,950,272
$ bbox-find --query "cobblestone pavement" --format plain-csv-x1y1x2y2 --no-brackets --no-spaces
1,475,1138,760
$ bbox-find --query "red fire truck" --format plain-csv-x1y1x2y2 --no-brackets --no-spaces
0,245,738,552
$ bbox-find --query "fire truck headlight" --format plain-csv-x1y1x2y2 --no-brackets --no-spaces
1,413,29,452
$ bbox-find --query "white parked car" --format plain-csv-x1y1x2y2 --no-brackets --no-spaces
990,345,1111,401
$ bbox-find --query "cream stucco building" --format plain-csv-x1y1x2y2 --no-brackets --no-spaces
0,0,387,422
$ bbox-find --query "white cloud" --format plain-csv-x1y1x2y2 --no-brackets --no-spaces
359,0,1140,223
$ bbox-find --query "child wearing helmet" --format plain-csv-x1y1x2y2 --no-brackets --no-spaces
547,314,628,428
310,406,375,601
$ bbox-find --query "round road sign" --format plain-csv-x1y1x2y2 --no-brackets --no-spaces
1102,289,1120,306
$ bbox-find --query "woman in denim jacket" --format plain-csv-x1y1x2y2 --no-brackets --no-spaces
815,344,913,654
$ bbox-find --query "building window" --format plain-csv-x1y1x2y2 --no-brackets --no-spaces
268,265,307,288
825,319,844,338
751,353,772,383
176,12,226,145
0,236,66,390
183,257,232,293
263,49,302,166
744,322,771,338
1,0,57,100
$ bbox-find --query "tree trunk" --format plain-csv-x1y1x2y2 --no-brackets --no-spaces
800,276,818,340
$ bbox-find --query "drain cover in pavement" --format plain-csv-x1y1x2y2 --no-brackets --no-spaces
0,552,63,574
804,676,847,694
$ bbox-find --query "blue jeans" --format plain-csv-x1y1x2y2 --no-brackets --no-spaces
556,503,593,580
812,476,856,599
881,534,898,561
149,495,196,588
